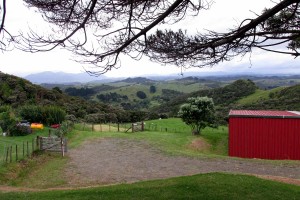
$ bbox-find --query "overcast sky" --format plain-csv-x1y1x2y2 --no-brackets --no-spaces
0,0,299,78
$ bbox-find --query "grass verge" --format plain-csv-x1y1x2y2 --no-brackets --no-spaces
0,173,299,200
0,152,67,188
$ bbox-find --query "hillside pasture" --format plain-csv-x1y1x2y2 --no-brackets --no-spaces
237,87,284,105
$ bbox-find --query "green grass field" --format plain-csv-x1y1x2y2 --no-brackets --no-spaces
0,173,299,200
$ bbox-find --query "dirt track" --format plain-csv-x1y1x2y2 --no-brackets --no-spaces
64,138,300,186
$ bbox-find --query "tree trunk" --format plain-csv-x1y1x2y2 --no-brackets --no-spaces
192,129,200,135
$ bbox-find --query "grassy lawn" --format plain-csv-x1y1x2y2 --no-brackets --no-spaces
0,173,299,200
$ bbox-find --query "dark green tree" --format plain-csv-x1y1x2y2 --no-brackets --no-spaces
136,91,147,99
150,85,156,93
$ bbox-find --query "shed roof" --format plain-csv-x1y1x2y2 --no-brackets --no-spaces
229,110,300,119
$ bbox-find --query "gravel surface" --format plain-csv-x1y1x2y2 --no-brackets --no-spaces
64,138,300,186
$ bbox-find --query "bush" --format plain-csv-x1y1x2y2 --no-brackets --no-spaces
19,105,66,125
65,114,77,122
9,123,32,136
150,85,156,93
136,91,147,99
44,106,66,125
19,105,43,123
0,111,31,136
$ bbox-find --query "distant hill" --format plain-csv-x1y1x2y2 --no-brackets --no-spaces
0,72,121,118
24,71,109,84
151,79,258,117
115,77,156,84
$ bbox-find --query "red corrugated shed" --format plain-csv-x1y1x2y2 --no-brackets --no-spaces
229,110,300,160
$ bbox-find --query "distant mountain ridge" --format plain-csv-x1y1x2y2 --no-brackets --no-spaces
24,71,108,84
23,71,300,85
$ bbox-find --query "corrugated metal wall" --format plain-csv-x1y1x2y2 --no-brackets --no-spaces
229,117,300,160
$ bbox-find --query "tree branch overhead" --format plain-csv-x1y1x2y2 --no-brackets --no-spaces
1,0,299,74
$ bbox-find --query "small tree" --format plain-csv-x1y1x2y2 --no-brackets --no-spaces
136,91,147,99
150,85,156,93
178,96,215,135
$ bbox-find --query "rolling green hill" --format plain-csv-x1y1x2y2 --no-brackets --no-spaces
5,71,300,124
63,77,223,110
239,84,300,111
152,80,300,124
237,87,285,105
0,72,122,119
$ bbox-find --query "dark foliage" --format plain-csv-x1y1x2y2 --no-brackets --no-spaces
161,89,184,101
0,72,123,119
97,92,128,103
152,79,258,124
65,87,96,99
136,91,147,99
150,85,156,93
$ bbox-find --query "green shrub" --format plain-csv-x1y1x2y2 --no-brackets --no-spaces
0,110,30,136
19,105,43,123
136,91,147,99
65,114,77,122
0,111,16,133
19,105,66,125
44,106,66,125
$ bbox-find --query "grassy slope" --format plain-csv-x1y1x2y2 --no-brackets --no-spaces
0,153,67,188
95,81,213,103
0,173,299,200
237,87,284,105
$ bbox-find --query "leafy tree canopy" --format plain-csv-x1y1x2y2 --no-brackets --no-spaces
0,0,299,74
178,96,215,135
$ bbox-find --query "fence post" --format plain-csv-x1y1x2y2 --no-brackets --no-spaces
32,138,34,153
92,124,94,132
23,142,25,159
9,146,12,163
27,141,29,157
5,147,9,163
36,136,40,150
118,123,120,132
16,145,18,161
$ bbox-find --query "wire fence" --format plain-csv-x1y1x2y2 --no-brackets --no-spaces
76,122,191,134
0,138,38,166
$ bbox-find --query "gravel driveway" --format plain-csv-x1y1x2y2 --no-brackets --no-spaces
64,138,300,186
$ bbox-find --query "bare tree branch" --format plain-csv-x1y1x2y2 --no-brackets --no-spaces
145,0,300,68
1,0,298,75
